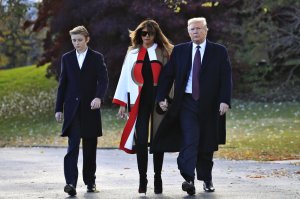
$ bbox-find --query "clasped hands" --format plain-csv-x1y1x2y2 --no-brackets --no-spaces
159,99,229,116
55,98,101,123
158,99,168,112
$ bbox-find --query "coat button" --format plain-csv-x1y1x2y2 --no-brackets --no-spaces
76,97,79,101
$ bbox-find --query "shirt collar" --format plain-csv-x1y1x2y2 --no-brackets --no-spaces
192,40,206,50
76,47,88,57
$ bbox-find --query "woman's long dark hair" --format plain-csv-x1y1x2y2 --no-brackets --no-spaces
129,19,173,56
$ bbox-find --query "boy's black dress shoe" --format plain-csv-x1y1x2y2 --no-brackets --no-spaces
182,181,195,195
203,181,215,192
64,184,76,196
87,184,99,193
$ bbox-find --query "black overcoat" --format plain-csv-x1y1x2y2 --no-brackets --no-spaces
152,40,232,152
55,48,108,138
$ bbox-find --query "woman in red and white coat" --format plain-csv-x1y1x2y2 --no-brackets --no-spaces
113,19,173,194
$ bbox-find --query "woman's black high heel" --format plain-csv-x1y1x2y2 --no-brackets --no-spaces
138,177,148,194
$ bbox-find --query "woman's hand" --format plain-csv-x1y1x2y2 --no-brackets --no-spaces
117,106,127,119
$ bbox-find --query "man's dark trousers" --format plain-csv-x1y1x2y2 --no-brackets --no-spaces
64,110,98,187
177,94,213,182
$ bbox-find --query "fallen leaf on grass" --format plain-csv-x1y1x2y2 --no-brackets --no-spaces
271,169,288,177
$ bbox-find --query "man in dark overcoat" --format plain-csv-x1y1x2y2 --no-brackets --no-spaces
154,17,232,195
55,26,108,196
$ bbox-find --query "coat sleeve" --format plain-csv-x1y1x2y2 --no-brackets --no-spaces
55,55,67,113
219,47,232,107
112,52,130,107
156,47,176,103
95,53,109,100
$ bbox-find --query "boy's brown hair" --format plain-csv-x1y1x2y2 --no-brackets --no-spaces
69,26,89,38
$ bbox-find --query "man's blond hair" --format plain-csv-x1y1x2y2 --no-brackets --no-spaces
187,17,207,27
69,26,89,38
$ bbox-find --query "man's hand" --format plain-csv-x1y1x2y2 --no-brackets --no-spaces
159,99,168,112
219,103,229,116
55,112,63,123
91,98,101,109
117,106,127,119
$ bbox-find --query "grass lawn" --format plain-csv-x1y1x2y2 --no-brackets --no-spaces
0,108,126,148
0,64,56,96
216,100,300,160
0,65,299,161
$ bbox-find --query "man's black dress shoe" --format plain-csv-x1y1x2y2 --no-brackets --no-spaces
182,181,195,195
64,184,76,196
203,181,215,192
154,176,163,194
87,184,99,193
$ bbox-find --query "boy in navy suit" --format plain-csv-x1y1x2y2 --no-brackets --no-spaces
55,26,108,196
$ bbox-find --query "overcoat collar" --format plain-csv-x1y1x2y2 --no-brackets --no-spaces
181,40,213,83
70,48,92,72
183,42,193,80
201,40,213,72
184,40,213,75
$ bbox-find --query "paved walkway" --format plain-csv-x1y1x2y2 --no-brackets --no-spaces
0,147,299,199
